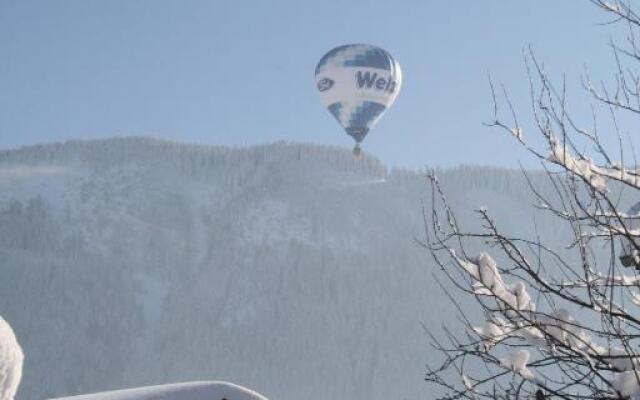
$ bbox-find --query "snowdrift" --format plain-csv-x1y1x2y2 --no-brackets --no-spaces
50,381,268,400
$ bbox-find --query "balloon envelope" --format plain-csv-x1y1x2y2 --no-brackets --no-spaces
315,44,402,144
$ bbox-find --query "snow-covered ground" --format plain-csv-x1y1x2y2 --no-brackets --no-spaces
50,382,267,400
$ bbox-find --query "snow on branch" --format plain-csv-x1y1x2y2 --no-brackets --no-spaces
452,251,535,313
548,136,608,193
424,4,640,398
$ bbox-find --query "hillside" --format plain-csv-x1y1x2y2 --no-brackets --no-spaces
0,138,566,400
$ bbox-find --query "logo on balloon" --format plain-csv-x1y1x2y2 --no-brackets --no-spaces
317,78,334,92
355,71,396,93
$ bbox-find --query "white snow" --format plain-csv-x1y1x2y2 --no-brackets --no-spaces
499,350,535,380
49,381,268,400
0,316,23,400
536,309,592,351
596,272,640,286
0,164,69,178
461,374,473,390
477,252,503,291
472,321,506,346
614,371,640,397
600,346,640,371
454,252,535,312
510,127,523,141
632,292,640,307
519,326,546,348
510,282,532,311
603,1,621,12
548,136,607,192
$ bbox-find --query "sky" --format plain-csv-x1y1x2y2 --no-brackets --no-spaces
0,1,631,168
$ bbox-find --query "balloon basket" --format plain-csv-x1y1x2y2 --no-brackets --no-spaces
352,144,362,159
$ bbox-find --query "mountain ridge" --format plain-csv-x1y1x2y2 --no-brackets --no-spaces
0,137,561,400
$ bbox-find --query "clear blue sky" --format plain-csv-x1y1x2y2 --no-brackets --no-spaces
0,1,624,168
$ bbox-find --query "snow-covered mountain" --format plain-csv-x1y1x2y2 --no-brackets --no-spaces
0,138,563,400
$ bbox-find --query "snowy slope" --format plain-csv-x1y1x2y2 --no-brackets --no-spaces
0,138,570,400
50,382,267,400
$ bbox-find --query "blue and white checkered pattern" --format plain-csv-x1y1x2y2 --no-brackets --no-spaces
315,44,398,76
315,44,401,144
328,101,386,142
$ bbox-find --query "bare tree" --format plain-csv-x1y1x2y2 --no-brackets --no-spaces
424,2,640,400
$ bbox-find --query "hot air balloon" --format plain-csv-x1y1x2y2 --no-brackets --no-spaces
620,202,640,268
315,44,402,156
